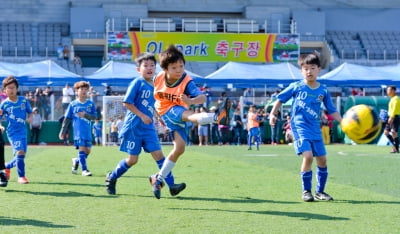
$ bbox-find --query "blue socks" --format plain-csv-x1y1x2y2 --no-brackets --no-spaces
156,158,175,187
110,159,130,179
301,170,312,191
301,167,328,193
5,155,25,177
78,151,88,171
316,166,328,193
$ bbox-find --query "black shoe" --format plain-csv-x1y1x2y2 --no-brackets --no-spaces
314,192,334,201
302,190,314,202
169,183,186,196
0,171,8,187
105,172,117,195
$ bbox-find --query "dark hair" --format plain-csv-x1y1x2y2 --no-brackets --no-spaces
2,75,19,89
135,52,156,67
298,52,321,68
158,44,185,70
388,85,396,91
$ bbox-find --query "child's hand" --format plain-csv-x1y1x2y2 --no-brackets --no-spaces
77,111,86,118
269,115,277,126
180,94,191,105
0,125,4,133
140,115,152,124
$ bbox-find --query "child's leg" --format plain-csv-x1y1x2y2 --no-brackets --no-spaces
158,132,185,180
315,166,328,193
109,158,132,179
16,155,25,177
0,133,4,171
156,157,174,187
300,152,314,191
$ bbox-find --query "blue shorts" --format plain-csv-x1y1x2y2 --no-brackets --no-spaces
161,106,187,141
248,127,260,137
8,136,27,154
294,139,326,157
74,139,92,149
198,125,209,136
119,127,161,155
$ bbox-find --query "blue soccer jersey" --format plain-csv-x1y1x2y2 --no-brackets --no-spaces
65,99,97,141
277,81,337,141
0,96,32,138
119,77,156,137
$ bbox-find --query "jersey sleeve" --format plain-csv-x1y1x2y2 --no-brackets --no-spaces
123,79,140,104
323,89,337,114
184,80,203,97
277,82,296,103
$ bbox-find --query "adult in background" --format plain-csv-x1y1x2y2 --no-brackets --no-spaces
384,85,400,153
62,83,74,113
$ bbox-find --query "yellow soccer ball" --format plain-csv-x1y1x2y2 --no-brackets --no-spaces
341,104,382,144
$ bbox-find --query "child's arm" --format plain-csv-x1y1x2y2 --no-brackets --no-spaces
181,93,206,105
269,100,282,126
59,117,71,140
123,102,152,124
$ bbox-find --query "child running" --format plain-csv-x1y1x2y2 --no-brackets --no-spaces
149,45,229,199
0,76,32,184
59,81,97,176
105,52,186,196
269,53,342,202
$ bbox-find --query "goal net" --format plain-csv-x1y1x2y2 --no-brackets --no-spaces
102,95,126,146
101,95,172,146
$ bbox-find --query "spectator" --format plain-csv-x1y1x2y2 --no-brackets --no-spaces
321,110,334,144
62,83,74,113
243,88,253,105
92,119,102,146
270,110,281,145
43,86,53,120
197,106,209,146
72,54,83,74
30,107,42,144
203,86,213,109
63,45,70,69
209,106,222,145
104,85,112,96
88,87,99,105
33,87,46,119
282,115,293,144
231,108,243,145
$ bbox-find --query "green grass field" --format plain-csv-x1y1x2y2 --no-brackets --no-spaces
1,144,400,233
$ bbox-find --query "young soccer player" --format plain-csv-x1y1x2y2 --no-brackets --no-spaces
59,81,97,176
149,45,229,199
0,75,33,184
105,52,186,196
269,53,342,202
0,131,7,187
247,105,261,150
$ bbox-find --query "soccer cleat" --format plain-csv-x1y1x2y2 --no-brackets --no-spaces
105,172,117,195
314,192,334,201
302,190,314,202
18,177,29,184
0,171,8,187
5,168,10,180
215,98,231,125
71,158,79,174
169,183,186,196
149,174,165,199
82,170,92,176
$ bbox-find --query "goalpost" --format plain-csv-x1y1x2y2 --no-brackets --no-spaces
102,96,126,146
101,95,172,146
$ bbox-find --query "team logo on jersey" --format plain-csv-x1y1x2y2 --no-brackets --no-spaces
21,102,26,110
318,95,324,102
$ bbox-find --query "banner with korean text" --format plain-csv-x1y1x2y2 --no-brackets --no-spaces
107,31,299,63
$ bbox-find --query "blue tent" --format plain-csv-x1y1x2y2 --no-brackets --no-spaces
85,61,204,87
320,62,395,86
0,60,82,86
202,62,303,88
